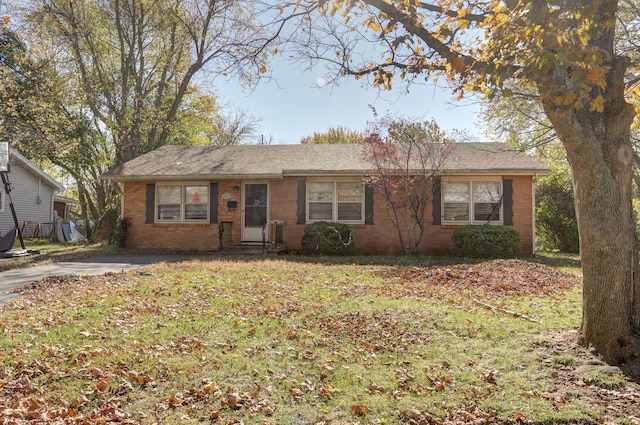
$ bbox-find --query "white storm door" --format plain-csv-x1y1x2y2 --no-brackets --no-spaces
242,183,269,242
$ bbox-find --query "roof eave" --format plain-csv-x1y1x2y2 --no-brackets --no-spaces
101,173,285,182
440,168,551,176
102,168,551,182
283,170,372,177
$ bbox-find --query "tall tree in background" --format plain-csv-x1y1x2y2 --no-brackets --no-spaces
363,115,451,255
171,97,262,146
300,125,363,144
277,0,640,374
1,19,117,225
14,0,273,165
480,94,580,253
210,108,262,146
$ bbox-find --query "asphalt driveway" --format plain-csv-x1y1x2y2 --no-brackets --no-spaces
0,254,197,305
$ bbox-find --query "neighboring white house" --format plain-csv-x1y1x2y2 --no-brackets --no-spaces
0,150,65,237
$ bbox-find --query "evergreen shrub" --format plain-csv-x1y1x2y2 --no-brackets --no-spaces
301,221,355,255
452,225,522,258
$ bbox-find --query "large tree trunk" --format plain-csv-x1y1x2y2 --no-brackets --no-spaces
539,56,640,374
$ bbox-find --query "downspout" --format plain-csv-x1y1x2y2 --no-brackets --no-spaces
51,191,56,220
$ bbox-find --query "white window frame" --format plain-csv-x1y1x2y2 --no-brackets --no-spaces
442,177,503,225
155,183,209,223
307,180,364,224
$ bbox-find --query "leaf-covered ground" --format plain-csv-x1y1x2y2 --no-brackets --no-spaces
1,258,639,424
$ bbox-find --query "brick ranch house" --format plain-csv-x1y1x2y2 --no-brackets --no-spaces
100,142,549,256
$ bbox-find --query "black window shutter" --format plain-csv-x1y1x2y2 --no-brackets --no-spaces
296,179,306,225
364,184,374,225
432,178,442,225
503,179,513,226
145,184,155,224
209,183,219,224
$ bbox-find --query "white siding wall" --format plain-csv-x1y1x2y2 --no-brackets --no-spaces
0,162,56,235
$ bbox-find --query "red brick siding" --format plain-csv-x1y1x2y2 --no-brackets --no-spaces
414,176,534,256
123,181,235,251
122,175,536,256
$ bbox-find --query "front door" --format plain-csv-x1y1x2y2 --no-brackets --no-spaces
242,183,269,242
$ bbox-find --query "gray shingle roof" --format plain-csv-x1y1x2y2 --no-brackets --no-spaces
101,142,549,181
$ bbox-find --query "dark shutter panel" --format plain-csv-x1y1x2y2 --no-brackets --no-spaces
432,178,442,225
209,183,218,224
364,184,374,225
145,184,155,224
296,179,306,224
503,179,513,226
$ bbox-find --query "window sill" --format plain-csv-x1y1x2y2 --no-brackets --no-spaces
306,221,365,227
153,222,211,226
441,221,503,227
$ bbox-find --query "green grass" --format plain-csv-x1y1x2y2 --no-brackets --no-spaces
532,251,582,275
1,255,636,424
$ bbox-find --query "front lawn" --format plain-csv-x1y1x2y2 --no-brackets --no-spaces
1,256,638,424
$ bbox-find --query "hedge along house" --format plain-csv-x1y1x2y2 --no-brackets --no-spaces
100,142,549,255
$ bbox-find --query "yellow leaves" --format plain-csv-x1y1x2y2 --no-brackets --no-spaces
373,70,394,90
458,18,471,30
384,21,398,32
585,67,606,89
2,16,9,24
368,20,381,32
331,0,343,14
259,64,267,74
554,91,578,108
590,96,605,113
457,8,471,18
553,91,604,113
463,80,487,95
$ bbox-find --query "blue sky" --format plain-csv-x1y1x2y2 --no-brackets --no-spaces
215,58,485,145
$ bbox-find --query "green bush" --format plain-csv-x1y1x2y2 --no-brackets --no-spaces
451,225,522,258
302,221,355,255
536,173,579,253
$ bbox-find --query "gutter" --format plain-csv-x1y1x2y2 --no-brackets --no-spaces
100,173,285,182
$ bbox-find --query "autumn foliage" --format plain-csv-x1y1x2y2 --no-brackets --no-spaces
363,115,452,254
275,0,640,371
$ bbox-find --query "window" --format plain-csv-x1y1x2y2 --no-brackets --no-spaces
308,181,363,223
473,181,501,222
442,179,502,224
156,184,208,222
